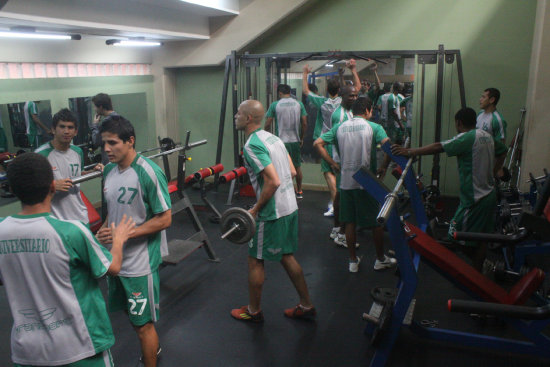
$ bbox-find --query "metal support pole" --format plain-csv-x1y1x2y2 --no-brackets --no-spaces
215,55,231,184
231,50,239,169
431,44,445,188
455,51,466,108
418,62,426,175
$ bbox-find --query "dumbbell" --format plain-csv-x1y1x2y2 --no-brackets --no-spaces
493,260,531,282
220,207,256,244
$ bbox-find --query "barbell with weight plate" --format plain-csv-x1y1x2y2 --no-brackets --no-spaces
220,207,256,244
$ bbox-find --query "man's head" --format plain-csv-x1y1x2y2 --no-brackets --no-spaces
277,84,291,98
51,108,78,146
454,107,477,132
351,97,373,119
392,82,402,95
100,115,136,164
360,80,370,94
340,85,358,110
234,100,265,132
479,88,500,109
327,79,340,97
92,93,113,115
7,153,54,205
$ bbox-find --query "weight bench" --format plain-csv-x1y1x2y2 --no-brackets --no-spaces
352,142,550,367
405,223,545,305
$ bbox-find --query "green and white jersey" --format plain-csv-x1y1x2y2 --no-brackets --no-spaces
387,93,402,127
330,106,353,163
476,110,507,142
442,129,507,207
377,93,390,121
266,98,307,143
103,154,171,276
401,96,413,128
321,117,387,190
35,142,88,225
243,128,298,221
306,92,341,140
23,101,40,137
0,213,114,366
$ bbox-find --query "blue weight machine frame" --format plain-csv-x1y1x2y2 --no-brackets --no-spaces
353,142,550,367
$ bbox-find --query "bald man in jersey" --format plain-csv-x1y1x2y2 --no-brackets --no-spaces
230,100,315,322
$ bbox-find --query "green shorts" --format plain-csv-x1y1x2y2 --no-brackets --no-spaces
320,144,333,173
108,271,160,326
284,142,302,168
448,190,497,247
14,350,113,367
339,189,380,228
387,126,405,145
249,211,298,261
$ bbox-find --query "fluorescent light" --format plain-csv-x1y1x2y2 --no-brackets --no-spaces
110,40,162,47
0,31,73,40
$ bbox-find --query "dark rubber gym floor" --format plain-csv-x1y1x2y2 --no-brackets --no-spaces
0,188,548,366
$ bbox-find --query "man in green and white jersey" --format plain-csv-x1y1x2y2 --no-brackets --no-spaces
0,152,134,367
35,108,103,226
315,97,395,273
91,93,119,165
265,84,308,199
477,87,506,144
377,82,405,145
392,107,507,271
96,116,171,367
302,59,361,216
231,100,315,322
23,101,50,150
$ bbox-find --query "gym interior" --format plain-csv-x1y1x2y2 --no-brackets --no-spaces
0,0,549,366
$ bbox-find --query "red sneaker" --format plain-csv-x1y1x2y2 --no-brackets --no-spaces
231,305,264,323
284,304,316,319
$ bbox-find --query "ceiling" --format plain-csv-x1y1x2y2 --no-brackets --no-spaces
0,0,242,42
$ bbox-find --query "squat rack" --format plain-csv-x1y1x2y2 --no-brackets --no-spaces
215,45,466,193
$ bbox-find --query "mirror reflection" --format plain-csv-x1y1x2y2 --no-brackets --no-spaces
0,100,52,152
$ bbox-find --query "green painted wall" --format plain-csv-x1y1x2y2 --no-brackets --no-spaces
175,0,536,195
0,75,155,216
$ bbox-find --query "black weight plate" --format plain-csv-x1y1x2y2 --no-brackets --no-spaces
371,287,397,304
220,207,256,244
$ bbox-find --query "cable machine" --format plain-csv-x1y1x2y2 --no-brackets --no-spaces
215,45,466,201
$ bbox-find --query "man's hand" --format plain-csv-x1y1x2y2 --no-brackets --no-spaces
96,227,113,245
368,59,378,71
111,214,135,246
93,163,104,172
93,114,101,125
303,64,312,74
248,206,258,220
330,162,341,173
391,144,410,157
346,59,357,70
54,178,73,192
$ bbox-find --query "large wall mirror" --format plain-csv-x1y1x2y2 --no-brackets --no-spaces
286,57,415,164
0,100,52,153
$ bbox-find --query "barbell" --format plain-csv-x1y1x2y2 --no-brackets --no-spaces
72,137,207,185
377,157,414,225
220,207,256,244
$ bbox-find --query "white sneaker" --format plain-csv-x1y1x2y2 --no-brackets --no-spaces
324,205,334,217
373,255,397,271
334,234,359,248
330,227,340,239
349,256,361,273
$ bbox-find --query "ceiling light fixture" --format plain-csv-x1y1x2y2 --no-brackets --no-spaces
106,39,162,47
0,30,81,40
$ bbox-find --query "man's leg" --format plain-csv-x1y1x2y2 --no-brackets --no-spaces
295,166,303,194
373,226,385,261
248,256,265,313
345,222,358,262
134,322,159,367
323,171,337,205
280,254,313,308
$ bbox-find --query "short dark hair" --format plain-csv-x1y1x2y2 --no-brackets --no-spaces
52,108,77,129
327,79,340,96
99,115,136,147
392,82,402,94
277,84,291,95
7,153,53,205
485,88,500,106
92,93,113,110
454,107,477,128
308,83,318,94
351,97,373,115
